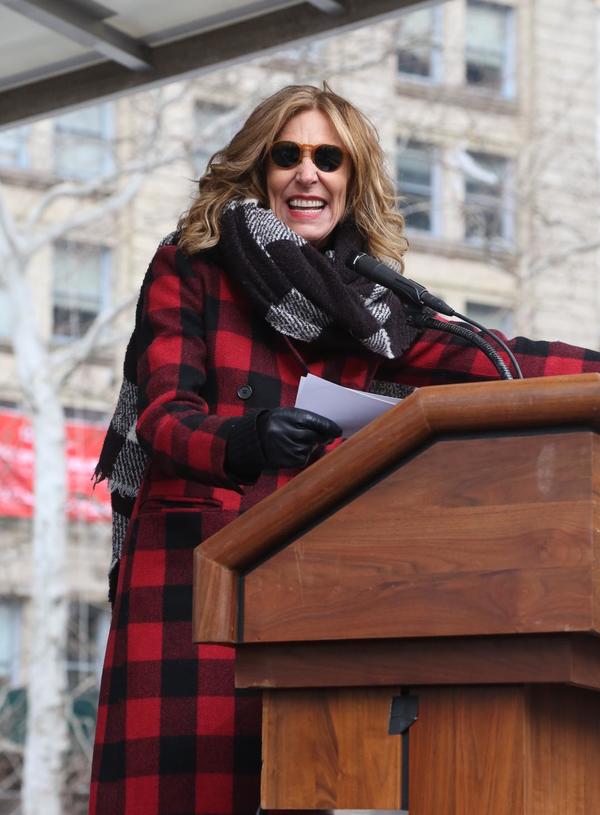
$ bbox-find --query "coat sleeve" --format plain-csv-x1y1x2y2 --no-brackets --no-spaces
378,323,600,386
135,244,261,487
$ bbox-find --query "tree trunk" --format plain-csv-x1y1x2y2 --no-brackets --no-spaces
5,258,69,815
21,397,69,815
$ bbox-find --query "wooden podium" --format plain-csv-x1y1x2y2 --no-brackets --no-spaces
193,374,600,814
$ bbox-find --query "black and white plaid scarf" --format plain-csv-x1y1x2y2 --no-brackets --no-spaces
219,200,417,358
95,201,416,602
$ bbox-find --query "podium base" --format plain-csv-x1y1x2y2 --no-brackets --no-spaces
261,684,600,813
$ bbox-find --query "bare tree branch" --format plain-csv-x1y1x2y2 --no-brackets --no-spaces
26,84,194,231
28,174,144,255
0,182,26,265
25,174,128,231
529,238,600,276
51,291,138,386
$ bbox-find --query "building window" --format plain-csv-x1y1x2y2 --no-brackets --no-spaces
397,7,442,81
52,242,112,339
53,103,114,180
64,406,109,424
193,101,235,176
466,1,515,97
397,140,440,234
0,286,11,338
466,301,513,335
0,600,21,687
66,600,110,689
0,126,30,170
463,151,512,245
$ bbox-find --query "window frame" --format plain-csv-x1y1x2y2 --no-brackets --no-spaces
0,284,11,339
52,240,112,341
0,125,31,171
465,300,514,336
396,138,442,237
65,599,111,688
396,5,444,84
463,150,514,248
192,100,235,177
53,103,115,180
465,0,516,99
0,598,22,687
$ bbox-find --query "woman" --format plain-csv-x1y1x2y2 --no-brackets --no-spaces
90,84,600,815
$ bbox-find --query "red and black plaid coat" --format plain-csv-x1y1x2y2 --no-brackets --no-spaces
90,243,600,815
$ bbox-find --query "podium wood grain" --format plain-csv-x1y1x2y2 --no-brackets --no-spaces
525,685,600,815
242,432,599,643
261,688,402,810
409,685,600,815
410,686,525,814
235,634,600,691
261,684,600,812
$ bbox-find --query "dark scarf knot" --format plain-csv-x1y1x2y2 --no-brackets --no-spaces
218,200,417,359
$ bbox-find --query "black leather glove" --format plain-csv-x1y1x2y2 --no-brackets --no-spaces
256,407,342,469
225,407,342,483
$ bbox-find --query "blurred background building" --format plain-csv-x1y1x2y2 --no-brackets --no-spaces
0,0,599,810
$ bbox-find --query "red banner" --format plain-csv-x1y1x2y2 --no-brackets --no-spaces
0,410,111,522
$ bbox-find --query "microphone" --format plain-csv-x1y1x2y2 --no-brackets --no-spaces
349,251,523,380
348,252,455,317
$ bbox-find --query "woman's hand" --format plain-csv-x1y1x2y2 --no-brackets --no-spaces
257,407,342,469
225,407,342,482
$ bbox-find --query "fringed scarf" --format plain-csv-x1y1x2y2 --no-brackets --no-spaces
219,200,416,357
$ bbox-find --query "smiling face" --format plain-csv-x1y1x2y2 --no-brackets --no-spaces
266,108,351,247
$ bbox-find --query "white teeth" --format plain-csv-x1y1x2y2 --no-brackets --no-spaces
288,198,326,209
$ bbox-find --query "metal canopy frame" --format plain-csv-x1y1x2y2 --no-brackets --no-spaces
0,0,415,129
3,0,153,70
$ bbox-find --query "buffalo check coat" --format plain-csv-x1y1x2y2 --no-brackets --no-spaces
89,242,600,815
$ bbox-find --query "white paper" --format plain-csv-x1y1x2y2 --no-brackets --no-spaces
295,373,401,437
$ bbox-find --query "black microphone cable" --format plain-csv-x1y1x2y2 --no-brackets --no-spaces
407,307,513,381
445,308,522,380
349,252,523,380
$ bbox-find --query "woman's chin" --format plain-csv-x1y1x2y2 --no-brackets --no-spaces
286,220,335,246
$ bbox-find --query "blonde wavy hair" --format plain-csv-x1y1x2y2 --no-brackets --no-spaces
178,84,408,269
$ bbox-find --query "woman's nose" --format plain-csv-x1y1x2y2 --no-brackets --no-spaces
295,157,318,184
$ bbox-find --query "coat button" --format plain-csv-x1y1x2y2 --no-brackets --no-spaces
237,384,253,400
